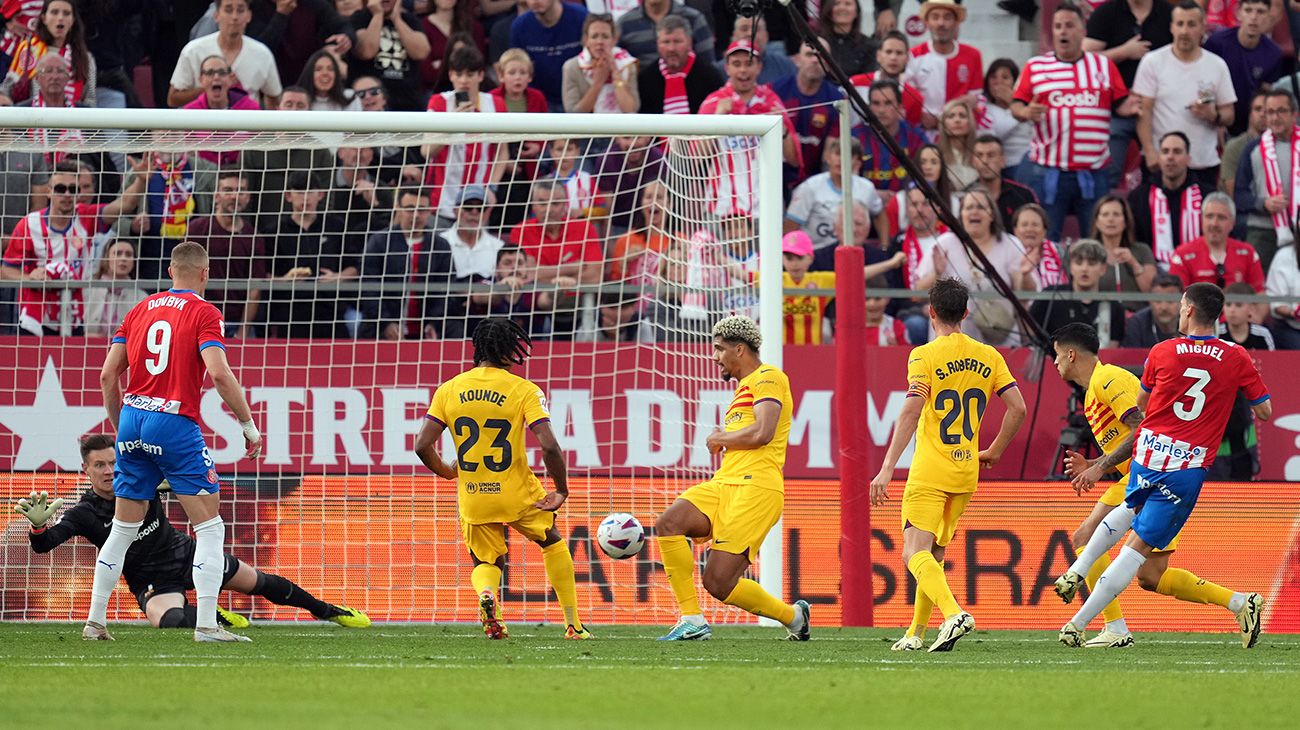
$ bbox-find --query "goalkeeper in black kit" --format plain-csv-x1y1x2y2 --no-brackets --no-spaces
14,435,370,630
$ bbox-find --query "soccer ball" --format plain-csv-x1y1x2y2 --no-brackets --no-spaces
597,513,646,560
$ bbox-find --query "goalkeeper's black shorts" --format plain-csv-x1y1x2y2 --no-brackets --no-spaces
128,547,241,612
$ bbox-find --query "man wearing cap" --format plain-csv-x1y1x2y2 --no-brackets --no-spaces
769,229,906,345
698,40,800,218
439,185,507,282
435,185,507,338
908,0,984,133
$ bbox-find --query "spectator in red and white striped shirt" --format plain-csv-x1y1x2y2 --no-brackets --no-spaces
908,0,984,134
1012,2,1134,243
697,40,800,219
424,45,506,230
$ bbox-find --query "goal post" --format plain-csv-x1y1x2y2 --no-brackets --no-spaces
0,107,793,625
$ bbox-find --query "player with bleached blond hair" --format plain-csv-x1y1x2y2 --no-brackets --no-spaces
653,315,811,641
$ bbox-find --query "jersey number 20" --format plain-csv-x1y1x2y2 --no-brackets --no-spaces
144,321,172,375
935,388,988,445
454,417,512,472
1173,367,1211,421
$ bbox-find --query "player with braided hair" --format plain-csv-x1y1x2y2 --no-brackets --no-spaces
654,315,812,641
413,317,589,640
471,317,532,367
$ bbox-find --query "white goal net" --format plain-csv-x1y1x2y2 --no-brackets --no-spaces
0,108,786,625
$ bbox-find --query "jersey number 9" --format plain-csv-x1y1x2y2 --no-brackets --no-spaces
453,417,512,473
935,388,988,446
145,321,173,376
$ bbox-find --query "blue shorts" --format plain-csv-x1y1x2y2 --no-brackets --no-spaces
1124,462,1206,551
114,407,220,501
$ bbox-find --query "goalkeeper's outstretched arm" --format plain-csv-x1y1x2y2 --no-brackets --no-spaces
15,492,81,553
413,418,458,480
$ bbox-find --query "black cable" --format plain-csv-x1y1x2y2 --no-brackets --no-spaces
775,0,1052,353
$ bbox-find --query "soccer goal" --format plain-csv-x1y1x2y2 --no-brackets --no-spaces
0,106,793,626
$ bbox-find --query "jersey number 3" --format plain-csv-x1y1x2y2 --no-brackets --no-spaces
935,388,988,445
144,321,173,376
454,417,512,473
1173,367,1211,421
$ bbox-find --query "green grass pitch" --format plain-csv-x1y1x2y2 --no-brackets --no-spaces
2,624,1297,728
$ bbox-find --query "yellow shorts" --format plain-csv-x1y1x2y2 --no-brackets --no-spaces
1094,479,1181,552
461,507,556,564
1098,480,1128,507
679,480,783,558
901,484,974,548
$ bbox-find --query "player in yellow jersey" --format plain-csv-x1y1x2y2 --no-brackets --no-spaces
413,318,590,640
871,278,1027,653
1047,323,1147,648
654,315,811,641
1050,323,1261,645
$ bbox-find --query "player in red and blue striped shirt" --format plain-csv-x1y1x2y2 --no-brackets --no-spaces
1057,283,1272,649
87,241,262,643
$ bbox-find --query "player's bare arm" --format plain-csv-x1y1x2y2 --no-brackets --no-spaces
705,400,781,454
99,342,129,431
200,347,262,460
978,385,1027,469
870,396,924,506
413,418,458,480
1071,408,1144,494
531,420,568,511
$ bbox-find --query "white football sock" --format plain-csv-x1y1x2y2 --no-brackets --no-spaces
1229,593,1248,613
88,518,143,626
1072,546,1145,629
1069,505,1137,577
191,516,226,630
1105,618,1129,635
681,614,706,626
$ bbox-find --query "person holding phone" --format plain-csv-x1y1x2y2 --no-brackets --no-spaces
424,45,507,230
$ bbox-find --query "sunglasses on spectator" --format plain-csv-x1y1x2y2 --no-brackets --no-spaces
1216,263,1226,288
355,87,384,98
201,68,232,77
52,183,79,194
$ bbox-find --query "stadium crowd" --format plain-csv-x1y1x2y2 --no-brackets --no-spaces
2,0,1300,350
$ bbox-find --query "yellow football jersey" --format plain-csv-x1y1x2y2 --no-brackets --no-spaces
427,366,550,524
782,271,837,345
1084,362,1142,477
712,364,793,492
905,332,1017,494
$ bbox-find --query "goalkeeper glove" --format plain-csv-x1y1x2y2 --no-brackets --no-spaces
14,491,63,529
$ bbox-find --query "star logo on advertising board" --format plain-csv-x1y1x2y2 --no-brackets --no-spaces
0,358,107,470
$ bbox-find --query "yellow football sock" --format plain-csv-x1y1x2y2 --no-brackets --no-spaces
1076,546,1123,624
1156,568,1234,608
471,563,502,598
905,561,942,639
541,541,583,629
723,578,797,625
657,535,702,616
908,551,961,619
